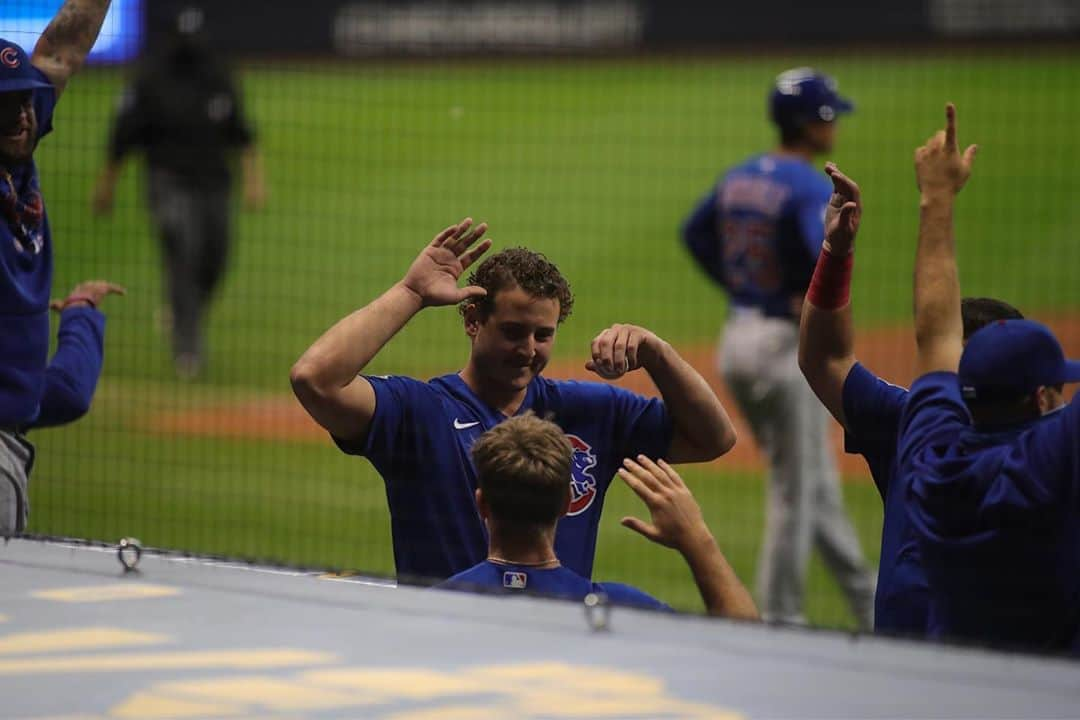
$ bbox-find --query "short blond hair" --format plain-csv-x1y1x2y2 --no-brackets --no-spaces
472,413,571,529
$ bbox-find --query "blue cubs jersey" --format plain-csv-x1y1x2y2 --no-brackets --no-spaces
336,373,673,583
842,362,929,636
438,560,672,612
682,153,829,319
0,68,62,427
899,372,1080,654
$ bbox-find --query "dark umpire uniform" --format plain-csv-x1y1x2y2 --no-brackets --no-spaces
94,8,260,378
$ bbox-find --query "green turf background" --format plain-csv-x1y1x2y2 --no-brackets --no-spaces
24,51,1080,628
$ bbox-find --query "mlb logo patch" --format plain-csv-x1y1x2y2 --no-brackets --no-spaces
503,571,527,590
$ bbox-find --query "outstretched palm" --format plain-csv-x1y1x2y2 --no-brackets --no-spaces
401,218,492,307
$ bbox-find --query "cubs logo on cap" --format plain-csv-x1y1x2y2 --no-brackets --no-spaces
0,40,53,94
566,434,598,516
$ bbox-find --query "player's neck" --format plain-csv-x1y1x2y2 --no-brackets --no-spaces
772,144,816,163
459,366,528,417
487,527,559,568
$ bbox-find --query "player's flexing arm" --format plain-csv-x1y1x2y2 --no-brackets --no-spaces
798,163,861,425
587,325,737,463
912,104,977,377
291,219,490,443
619,455,758,620
31,0,113,99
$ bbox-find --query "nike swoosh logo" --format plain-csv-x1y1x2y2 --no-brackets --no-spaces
454,419,480,430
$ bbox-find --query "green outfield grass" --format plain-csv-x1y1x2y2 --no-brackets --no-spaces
24,50,1079,628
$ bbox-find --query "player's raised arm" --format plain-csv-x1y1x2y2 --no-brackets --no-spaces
912,104,978,378
31,0,113,98
798,163,862,426
291,219,492,442
586,324,737,463
618,456,758,620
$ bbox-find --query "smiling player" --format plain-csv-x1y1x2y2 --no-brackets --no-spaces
1,1,126,536
291,219,736,583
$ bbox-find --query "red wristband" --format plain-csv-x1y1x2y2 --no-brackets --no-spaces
806,247,853,310
60,294,97,310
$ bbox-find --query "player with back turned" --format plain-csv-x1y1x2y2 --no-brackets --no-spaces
292,219,737,584
0,1,125,536
682,68,874,628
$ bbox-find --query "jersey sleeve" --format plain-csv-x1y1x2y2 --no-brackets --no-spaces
595,582,674,612
681,185,726,286
109,82,150,160
222,79,254,147
793,180,830,258
332,375,440,476
896,371,969,470
610,385,674,462
31,308,105,429
842,362,908,497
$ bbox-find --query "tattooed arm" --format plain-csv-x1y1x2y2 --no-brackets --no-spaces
31,0,113,98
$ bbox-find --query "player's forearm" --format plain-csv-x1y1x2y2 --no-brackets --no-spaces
645,341,736,462
679,531,759,621
913,196,963,373
32,0,113,93
798,302,856,427
291,283,423,392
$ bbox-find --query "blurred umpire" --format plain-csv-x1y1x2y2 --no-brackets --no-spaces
93,6,266,379
681,68,875,628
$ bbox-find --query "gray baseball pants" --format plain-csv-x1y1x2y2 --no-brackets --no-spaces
0,430,34,537
148,169,231,364
720,309,875,629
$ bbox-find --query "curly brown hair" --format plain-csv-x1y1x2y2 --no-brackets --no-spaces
459,247,574,323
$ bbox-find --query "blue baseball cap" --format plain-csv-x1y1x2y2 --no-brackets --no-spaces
0,40,52,94
769,67,854,129
959,319,1080,401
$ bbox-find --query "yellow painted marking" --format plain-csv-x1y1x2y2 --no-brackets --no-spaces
384,707,510,720
0,649,334,675
0,627,168,655
105,663,742,719
161,676,375,711
31,584,180,603
304,668,483,698
110,691,243,719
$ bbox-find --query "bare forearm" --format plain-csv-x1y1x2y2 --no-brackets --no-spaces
293,283,423,391
680,532,759,620
913,196,963,373
798,301,856,426
646,341,736,461
32,0,112,92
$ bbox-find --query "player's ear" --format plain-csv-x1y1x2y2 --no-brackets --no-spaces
463,302,483,337
1035,386,1054,415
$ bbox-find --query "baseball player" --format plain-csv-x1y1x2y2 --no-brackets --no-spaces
438,413,759,620
292,219,737,583
798,160,1044,636
682,68,874,627
0,2,126,536
901,104,1080,653
92,6,266,379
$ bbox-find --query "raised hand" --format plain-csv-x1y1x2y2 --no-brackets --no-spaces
617,455,711,552
585,323,660,379
823,162,861,255
50,280,126,312
915,103,978,198
400,218,492,308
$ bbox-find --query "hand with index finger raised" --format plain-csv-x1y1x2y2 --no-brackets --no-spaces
914,103,979,199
